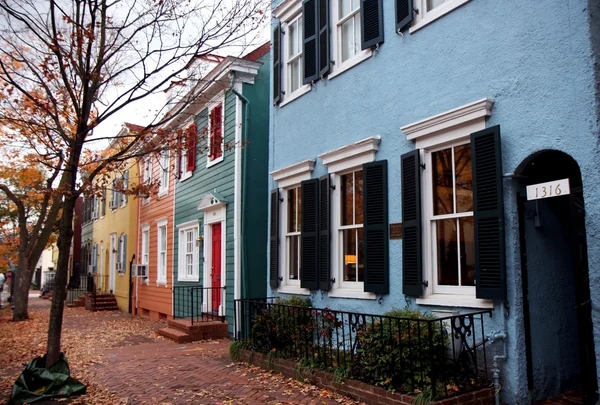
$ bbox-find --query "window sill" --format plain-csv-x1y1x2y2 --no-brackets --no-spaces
277,286,310,296
328,49,372,81
279,85,311,108
158,190,168,198
328,288,376,300
156,280,167,287
177,277,200,283
416,295,493,309
207,155,224,168
409,0,471,34
180,172,193,182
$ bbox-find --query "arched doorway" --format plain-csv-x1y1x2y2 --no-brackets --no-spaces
515,150,597,404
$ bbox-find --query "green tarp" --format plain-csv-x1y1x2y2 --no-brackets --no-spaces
9,354,86,404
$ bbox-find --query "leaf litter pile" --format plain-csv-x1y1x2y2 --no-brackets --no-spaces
0,303,361,405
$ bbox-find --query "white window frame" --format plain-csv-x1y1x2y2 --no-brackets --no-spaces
271,159,316,295
159,150,170,196
328,0,372,80
179,121,195,181
207,95,225,167
143,159,152,204
410,0,471,34
120,171,128,208
141,225,150,266
318,136,380,299
177,220,199,282
118,234,127,274
401,98,494,309
156,218,168,286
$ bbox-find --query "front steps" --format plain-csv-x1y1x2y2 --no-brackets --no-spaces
85,293,119,311
66,294,86,308
158,318,228,342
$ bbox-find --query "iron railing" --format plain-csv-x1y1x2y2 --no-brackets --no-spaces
235,298,492,399
173,286,226,324
66,275,88,304
41,273,56,295
66,274,110,304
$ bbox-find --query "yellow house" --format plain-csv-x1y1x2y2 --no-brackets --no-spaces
89,124,142,312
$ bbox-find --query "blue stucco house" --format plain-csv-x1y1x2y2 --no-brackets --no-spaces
266,0,600,403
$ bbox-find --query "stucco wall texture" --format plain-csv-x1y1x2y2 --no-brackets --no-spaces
268,0,600,403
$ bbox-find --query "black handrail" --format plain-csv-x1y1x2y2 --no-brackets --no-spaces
173,286,226,324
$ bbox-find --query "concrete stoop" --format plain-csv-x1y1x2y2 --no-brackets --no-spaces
158,318,228,342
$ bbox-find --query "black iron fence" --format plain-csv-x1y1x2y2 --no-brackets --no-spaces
41,272,56,295
173,286,226,324
235,298,492,399
65,273,110,304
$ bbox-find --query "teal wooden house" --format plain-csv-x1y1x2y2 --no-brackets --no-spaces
166,44,270,338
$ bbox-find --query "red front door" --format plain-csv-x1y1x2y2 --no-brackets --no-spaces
211,223,222,312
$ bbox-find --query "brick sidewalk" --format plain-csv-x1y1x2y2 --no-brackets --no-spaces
0,297,358,405
93,338,353,405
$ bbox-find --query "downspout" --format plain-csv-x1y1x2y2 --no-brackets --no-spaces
230,73,251,302
487,303,508,405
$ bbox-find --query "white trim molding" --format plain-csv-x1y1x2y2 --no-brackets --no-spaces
319,136,381,173
197,193,228,211
401,98,494,149
273,0,301,21
410,0,471,34
270,159,316,188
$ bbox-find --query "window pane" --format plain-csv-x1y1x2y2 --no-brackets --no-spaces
432,148,453,215
289,20,298,57
288,234,300,280
357,228,364,282
341,18,354,63
288,188,297,232
427,0,446,11
341,173,354,225
290,59,301,93
454,144,473,213
354,14,361,56
343,228,357,281
459,217,475,286
436,219,458,286
339,0,352,17
355,170,363,225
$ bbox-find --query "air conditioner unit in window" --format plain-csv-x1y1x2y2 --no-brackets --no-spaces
132,264,148,278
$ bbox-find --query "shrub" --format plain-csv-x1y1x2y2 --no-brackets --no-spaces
354,308,451,393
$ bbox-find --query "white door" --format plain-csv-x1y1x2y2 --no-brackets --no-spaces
99,242,104,286
109,234,116,293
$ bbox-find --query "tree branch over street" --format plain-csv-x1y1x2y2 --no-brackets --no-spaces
0,0,268,367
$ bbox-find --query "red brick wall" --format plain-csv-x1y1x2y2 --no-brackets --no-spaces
238,350,495,405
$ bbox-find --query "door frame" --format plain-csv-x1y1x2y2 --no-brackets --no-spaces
202,204,226,317
109,234,117,294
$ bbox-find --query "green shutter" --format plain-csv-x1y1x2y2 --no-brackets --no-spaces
273,23,282,105
401,150,422,297
361,0,384,50
363,160,389,294
301,179,319,290
270,190,280,288
471,125,506,300
319,175,331,291
303,0,319,84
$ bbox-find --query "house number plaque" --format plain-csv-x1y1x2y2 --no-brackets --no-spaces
390,223,403,240
526,178,570,201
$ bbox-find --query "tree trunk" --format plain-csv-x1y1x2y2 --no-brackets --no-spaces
45,195,76,367
12,257,32,321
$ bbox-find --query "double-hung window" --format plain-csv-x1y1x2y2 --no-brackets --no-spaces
208,101,224,166
429,143,475,295
159,151,170,195
411,0,471,33
339,169,364,287
337,0,361,64
178,222,199,282
157,220,167,285
286,187,302,283
141,226,150,267
287,16,303,95
143,159,152,203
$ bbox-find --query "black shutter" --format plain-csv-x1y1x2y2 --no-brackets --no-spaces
318,0,330,78
395,0,413,33
363,160,388,294
401,150,422,297
303,0,319,84
301,179,319,290
471,125,506,300
270,190,280,288
361,0,384,50
273,23,282,105
318,175,330,291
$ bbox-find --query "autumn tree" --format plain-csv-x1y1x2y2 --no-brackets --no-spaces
0,0,267,367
